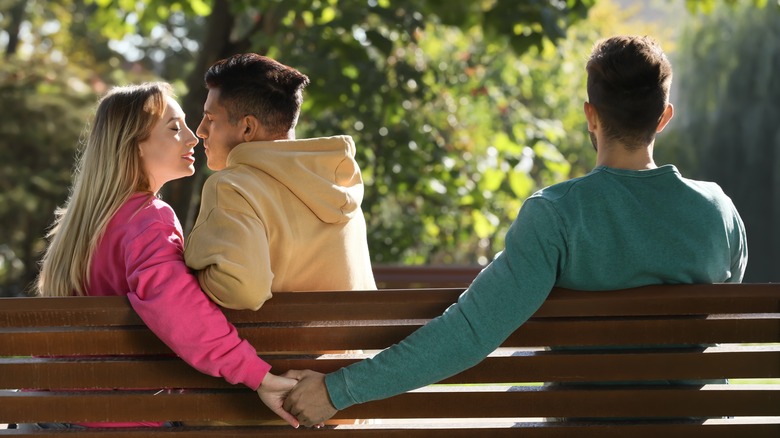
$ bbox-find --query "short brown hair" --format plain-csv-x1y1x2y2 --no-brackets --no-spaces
586,35,672,149
205,53,310,137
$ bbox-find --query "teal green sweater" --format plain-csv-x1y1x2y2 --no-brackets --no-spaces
326,165,747,409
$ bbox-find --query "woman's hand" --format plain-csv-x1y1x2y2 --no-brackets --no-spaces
256,372,300,428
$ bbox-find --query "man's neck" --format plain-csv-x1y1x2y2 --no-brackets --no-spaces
596,142,656,170
248,130,296,143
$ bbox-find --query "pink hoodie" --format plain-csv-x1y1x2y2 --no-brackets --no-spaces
83,193,270,427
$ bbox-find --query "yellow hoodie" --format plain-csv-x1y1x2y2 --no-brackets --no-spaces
184,135,376,310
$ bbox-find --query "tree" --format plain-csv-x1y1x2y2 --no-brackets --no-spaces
665,2,780,281
85,0,597,263
0,0,180,294
1,0,600,292
0,58,95,295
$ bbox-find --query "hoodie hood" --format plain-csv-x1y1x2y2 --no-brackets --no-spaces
226,135,364,224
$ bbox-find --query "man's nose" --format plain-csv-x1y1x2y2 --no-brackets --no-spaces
196,119,207,139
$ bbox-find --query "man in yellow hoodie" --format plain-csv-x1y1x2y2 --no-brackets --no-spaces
185,53,376,311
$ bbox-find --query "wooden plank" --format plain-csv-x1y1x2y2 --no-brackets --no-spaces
439,347,780,384
498,316,780,347
2,284,778,328
3,348,779,389
0,296,142,327
536,284,780,317
3,424,780,438
3,315,778,356
372,265,482,288
2,387,779,423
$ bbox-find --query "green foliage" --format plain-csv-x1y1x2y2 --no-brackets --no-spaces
76,0,597,264
665,3,780,281
685,0,776,14
0,57,96,294
0,0,601,291
192,0,597,264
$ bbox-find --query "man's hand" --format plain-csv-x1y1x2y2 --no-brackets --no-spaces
256,372,300,428
282,369,338,427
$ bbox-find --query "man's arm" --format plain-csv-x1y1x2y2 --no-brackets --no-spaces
185,181,274,310
285,199,566,425
727,202,748,282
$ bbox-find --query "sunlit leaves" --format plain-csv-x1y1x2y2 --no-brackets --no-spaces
0,0,596,273
189,0,211,16
665,2,780,281
685,0,775,14
83,0,211,47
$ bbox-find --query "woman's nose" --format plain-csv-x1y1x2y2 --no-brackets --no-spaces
186,127,199,147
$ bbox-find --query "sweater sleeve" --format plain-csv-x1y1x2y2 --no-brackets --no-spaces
184,182,274,311
325,199,566,409
726,201,748,283
124,214,271,390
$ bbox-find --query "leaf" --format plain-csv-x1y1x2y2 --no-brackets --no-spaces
471,210,494,239
509,170,534,199
319,6,337,24
189,0,212,16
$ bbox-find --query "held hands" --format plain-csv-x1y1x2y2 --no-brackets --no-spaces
258,369,338,428
256,372,300,428
282,369,339,427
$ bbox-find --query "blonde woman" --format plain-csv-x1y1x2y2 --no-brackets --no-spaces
36,83,298,429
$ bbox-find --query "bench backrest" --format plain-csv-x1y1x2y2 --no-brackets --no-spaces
372,264,482,288
1,284,779,436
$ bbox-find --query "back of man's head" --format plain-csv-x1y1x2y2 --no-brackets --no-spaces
586,35,672,150
205,53,310,138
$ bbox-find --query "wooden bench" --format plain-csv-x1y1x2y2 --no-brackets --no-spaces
372,265,482,288
1,283,779,436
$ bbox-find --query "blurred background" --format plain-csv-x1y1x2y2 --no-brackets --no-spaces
0,0,778,296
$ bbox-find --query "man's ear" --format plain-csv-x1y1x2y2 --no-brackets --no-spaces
584,101,598,132
241,115,262,142
656,103,674,133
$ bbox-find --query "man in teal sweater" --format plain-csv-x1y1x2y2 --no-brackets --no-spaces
283,35,748,426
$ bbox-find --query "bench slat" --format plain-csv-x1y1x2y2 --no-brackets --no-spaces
373,264,482,288
2,424,780,438
2,284,779,328
2,387,779,423
2,349,779,389
2,316,777,356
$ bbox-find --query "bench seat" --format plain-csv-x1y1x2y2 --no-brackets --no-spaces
1,284,779,436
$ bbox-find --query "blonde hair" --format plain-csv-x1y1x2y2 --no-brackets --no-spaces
37,82,173,297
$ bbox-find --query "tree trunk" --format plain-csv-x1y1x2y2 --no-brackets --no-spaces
163,0,236,233
5,0,28,58
164,1,281,234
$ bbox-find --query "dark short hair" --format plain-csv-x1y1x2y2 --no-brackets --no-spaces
586,35,672,149
205,53,310,137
